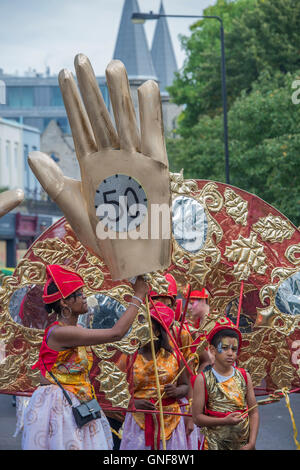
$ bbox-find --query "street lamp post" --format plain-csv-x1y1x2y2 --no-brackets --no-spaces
132,12,230,185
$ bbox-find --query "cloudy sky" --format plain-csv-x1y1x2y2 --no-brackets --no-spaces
0,0,215,77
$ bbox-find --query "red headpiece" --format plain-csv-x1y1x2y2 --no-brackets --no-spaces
206,316,242,351
149,273,177,303
150,301,175,330
174,298,182,322
42,264,85,304
189,288,209,300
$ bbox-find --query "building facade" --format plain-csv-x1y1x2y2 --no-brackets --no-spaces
0,118,55,268
0,0,182,267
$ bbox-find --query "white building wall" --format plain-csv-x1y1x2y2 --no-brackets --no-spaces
0,118,40,193
0,119,23,190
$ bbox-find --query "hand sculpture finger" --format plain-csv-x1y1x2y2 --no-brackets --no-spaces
28,151,100,255
138,80,168,167
58,68,97,161
0,189,24,218
75,54,119,150
30,55,171,280
106,60,141,153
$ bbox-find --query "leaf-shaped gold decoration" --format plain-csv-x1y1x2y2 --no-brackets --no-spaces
32,238,85,266
224,232,267,281
224,188,248,226
169,170,198,195
253,214,295,243
240,355,268,387
96,361,131,408
270,346,294,390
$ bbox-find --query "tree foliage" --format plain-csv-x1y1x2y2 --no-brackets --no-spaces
167,71,300,225
168,0,300,132
166,0,300,226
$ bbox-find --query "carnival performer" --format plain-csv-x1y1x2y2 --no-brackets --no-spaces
183,288,213,373
150,274,193,361
150,275,199,445
186,288,209,331
21,264,148,450
120,302,195,450
192,317,259,450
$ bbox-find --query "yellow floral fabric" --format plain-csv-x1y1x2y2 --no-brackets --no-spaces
133,348,181,440
46,346,94,401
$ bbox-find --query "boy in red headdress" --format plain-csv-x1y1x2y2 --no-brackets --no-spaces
192,317,259,450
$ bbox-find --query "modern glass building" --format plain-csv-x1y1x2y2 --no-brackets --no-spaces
0,72,109,134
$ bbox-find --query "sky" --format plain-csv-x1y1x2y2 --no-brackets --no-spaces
0,0,216,77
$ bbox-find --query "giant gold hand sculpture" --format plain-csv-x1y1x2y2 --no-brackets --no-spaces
28,55,171,281
0,189,24,218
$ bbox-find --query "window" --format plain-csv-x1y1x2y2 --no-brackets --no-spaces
6,87,34,108
50,86,64,106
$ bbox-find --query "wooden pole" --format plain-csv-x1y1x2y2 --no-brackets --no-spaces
145,294,166,450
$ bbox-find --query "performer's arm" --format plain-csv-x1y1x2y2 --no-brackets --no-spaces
48,277,148,349
192,374,243,428
163,362,189,399
240,372,259,450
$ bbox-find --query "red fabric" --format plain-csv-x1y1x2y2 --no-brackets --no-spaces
149,273,177,302
189,288,209,300
150,301,175,330
144,397,177,450
190,375,197,389
42,264,85,304
19,295,26,321
174,299,182,322
31,322,60,376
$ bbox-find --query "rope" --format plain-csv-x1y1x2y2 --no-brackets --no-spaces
281,387,300,450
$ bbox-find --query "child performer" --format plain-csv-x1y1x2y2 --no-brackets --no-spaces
192,317,259,450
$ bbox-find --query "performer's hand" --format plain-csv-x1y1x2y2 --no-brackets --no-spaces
134,399,156,411
163,383,178,398
0,189,24,218
28,55,171,280
132,275,149,300
184,416,194,436
223,412,243,426
239,441,256,450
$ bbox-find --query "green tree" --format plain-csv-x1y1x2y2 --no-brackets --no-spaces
167,71,300,225
169,0,300,134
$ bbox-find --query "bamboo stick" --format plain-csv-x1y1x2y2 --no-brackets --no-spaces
145,294,166,450
154,357,194,407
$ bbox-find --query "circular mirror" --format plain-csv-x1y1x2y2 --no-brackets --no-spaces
9,284,55,329
275,271,300,316
172,196,208,253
